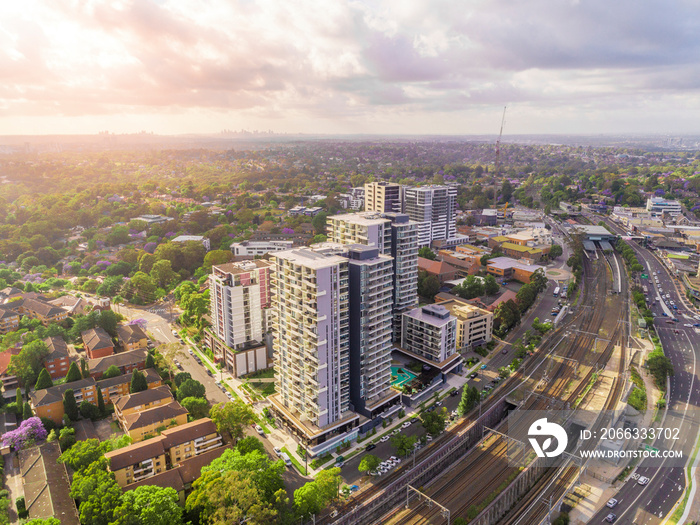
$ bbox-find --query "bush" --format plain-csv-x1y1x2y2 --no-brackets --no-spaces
16,496,27,519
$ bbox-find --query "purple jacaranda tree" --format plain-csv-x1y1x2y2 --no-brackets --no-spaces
1,417,47,450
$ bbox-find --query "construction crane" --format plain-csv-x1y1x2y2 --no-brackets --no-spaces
494,106,507,207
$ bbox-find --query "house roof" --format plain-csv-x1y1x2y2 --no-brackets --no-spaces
19,442,80,524
88,348,147,375
30,377,96,407
0,307,19,320
123,467,185,493
81,327,114,352
96,368,161,390
114,385,173,412
417,257,458,276
117,324,148,344
105,438,166,471
160,418,218,449
44,336,69,362
0,349,19,376
122,401,188,431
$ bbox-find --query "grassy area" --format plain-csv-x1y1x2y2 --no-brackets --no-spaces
282,446,307,476
573,372,599,409
249,380,275,397
243,368,275,379
310,453,333,470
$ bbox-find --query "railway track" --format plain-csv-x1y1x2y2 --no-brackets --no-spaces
382,251,624,525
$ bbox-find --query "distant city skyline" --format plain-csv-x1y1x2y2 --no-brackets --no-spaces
3,0,700,136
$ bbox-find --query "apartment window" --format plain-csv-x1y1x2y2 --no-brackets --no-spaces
185,446,191,452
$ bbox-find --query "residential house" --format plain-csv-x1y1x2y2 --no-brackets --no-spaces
87,348,147,379
82,327,114,359
120,401,189,442
47,296,90,316
116,324,149,352
43,336,72,379
29,378,98,425
417,257,458,284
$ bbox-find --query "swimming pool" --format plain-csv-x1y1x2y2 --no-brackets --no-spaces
391,366,417,387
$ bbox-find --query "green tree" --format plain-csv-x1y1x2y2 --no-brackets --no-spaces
122,271,158,304
70,459,122,525
59,426,76,450
236,436,266,456
202,250,235,270
458,386,480,416
177,379,206,401
150,259,179,288
417,270,440,300
484,274,500,295
80,400,100,420
390,433,417,457
358,454,381,475
418,247,437,260
180,397,209,419
65,362,83,383
24,518,61,525
173,372,192,387
96,310,120,337
112,485,184,525
9,339,50,387
103,365,122,379
145,353,155,369
97,276,124,297
35,368,54,390
59,439,110,472
80,358,89,378
421,408,447,436
648,354,674,387
97,387,105,414
130,370,148,393
23,401,33,419
210,400,255,442
549,244,563,259
63,389,80,421
15,387,22,405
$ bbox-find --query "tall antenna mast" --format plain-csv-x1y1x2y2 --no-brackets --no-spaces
495,106,507,207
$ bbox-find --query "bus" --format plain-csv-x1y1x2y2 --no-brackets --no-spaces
553,286,560,297
643,285,648,296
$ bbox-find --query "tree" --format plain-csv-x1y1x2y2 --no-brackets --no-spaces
177,379,206,401
186,470,277,525
59,426,76,451
97,276,124,297
63,389,80,421
9,339,50,387
96,310,120,337
103,365,122,379
59,439,110,472
70,459,122,525
417,271,440,300
112,485,184,525
1,417,47,450
202,448,285,502
35,368,54,390
65,362,83,383
458,386,480,416
210,400,255,442
180,397,209,419
145,353,155,369
236,436,266,456
530,268,548,293
24,518,61,525
549,244,563,259
130,370,148,393
648,354,674,387
97,387,106,414
174,372,192,387
15,387,21,405
484,275,500,296
390,433,417,457
203,250,235,270
80,400,100,420
150,259,179,289
421,408,447,436
358,454,381,475
23,402,33,419
80,358,89,378
418,247,437,260
122,271,158,304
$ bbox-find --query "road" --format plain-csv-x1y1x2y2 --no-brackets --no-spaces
587,214,700,524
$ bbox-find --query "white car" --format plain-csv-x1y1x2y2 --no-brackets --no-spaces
255,425,265,435
401,421,411,429
637,476,650,486
273,447,282,456
685,323,693,327
606,498,618,508
380,435,390,443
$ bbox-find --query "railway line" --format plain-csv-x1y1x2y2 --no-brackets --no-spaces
382,250,627,525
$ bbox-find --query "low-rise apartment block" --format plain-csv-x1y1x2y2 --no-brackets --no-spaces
439,300,494,350
0,307,19,334
114,385,174,420
120,401,189,442
87,348,148,379
82,327,114,359
230,240,295,259
116,324,149,352
400,305,458,367
13,298,68,326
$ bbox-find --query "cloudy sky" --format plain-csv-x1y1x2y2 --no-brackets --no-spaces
2,0,700,135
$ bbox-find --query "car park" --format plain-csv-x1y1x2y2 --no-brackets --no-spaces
606,498,618,508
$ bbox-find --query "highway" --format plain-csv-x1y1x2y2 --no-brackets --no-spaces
587,214,700,524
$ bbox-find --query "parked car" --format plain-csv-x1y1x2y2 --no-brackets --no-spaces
365,443,376,452
273,447,282,456
255,425,265,436
451,388,461,396
480,364,487,370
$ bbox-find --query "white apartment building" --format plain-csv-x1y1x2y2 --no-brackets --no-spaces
646,197,683,217
326,213,392,253
230,240,294,258
401,185,457,247
206,261,272,376
268,247,359,455
401,305,457,364
364,181,402,213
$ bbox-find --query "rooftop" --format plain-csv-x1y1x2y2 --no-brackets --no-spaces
486,257,545,272
114,385,173,412
81,327,114,351
160,418,218,449
105,437,167,471
30,377,96,407
116,324,148,344
87,348,148,374
122,401,188,431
